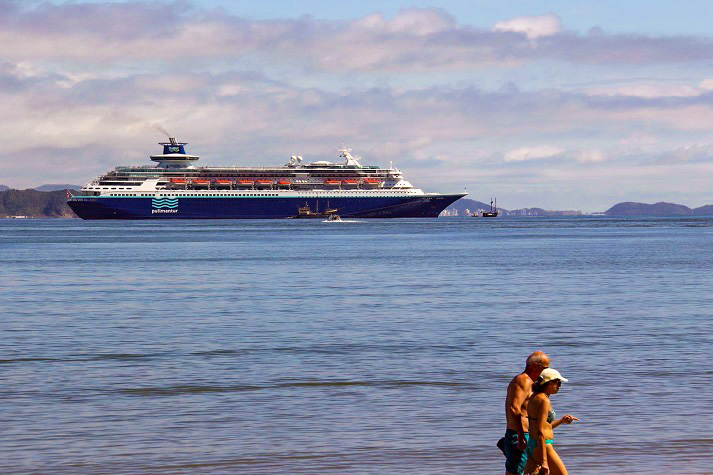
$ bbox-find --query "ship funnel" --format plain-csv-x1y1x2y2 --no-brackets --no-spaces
158,138,188,156
152,138,198,167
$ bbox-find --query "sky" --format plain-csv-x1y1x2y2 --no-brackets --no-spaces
2,1,713,210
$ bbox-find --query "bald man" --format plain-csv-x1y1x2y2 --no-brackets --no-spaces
502,351,550,475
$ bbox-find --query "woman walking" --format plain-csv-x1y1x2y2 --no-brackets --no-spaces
524,368,578,475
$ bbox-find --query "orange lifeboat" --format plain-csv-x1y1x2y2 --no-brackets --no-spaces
276,180,291,188
256,179,273,187
342,179,359,187
192,179,210,187
324,179,341,186
363,178,382,187
170,178,187,184
215,179,233,186
237,180,254,187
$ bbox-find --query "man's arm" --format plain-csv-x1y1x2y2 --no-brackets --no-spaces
506,376,529,448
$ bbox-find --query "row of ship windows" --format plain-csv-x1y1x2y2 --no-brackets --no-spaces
112,194,279,197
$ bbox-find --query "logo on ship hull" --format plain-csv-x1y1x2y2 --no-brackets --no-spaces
151,197,179,214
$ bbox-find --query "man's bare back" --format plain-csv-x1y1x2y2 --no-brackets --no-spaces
506,373,534,436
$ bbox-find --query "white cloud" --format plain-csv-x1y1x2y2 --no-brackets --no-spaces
1,4,712,74
504,145,563,162
493,14,562,41
573,149,606,163
583,82,702,98
354,9,455,35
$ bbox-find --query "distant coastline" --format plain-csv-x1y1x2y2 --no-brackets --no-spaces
443,198,713,217
442,198,583,217
1,186,711,218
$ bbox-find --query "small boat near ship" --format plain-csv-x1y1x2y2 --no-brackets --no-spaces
476,198,499,218
291,202,340,219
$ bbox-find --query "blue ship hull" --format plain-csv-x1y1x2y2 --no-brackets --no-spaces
68,194,465,219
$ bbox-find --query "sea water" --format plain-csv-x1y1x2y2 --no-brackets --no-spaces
1,217,712,474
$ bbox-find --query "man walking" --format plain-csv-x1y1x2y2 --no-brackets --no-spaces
502,351,550,475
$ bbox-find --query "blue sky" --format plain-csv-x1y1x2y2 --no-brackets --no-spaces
2,0,713,210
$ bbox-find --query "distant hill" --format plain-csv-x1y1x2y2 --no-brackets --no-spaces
605,202,692,216
0,184,8,191
34,184,82,191
0,190,76,218
692,205,713,216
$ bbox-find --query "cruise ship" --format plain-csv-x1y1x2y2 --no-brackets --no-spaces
67,139,466,219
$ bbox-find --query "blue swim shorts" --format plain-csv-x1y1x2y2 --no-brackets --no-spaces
502,429,529,474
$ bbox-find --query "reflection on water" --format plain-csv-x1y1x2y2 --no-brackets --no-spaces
1,217,712,474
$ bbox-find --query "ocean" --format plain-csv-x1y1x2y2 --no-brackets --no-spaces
1,217,712,474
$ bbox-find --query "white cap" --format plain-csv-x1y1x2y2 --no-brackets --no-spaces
539,368,568,383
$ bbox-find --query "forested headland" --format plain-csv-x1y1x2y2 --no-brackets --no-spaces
0,190,76,218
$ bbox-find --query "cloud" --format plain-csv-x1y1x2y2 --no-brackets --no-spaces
1,66,711,210
581,81,704,98
1,2,713,73
493,14,561,41
651,143,713,164
572,149,606,163
504,145,563,162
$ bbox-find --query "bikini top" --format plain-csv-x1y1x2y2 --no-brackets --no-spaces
528,409,556,424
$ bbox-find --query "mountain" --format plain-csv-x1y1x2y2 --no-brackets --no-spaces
0,184,8,191
0,190,76,218
605,202,692,216
692,205,713,216
34,184,82,191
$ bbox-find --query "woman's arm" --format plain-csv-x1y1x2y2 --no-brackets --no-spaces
535,397,550,471
552,414,579,429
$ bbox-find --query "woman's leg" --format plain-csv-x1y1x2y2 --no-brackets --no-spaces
545,445,567,475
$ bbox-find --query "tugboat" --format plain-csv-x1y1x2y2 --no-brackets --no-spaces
291,201,340,219
477,198,499,217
